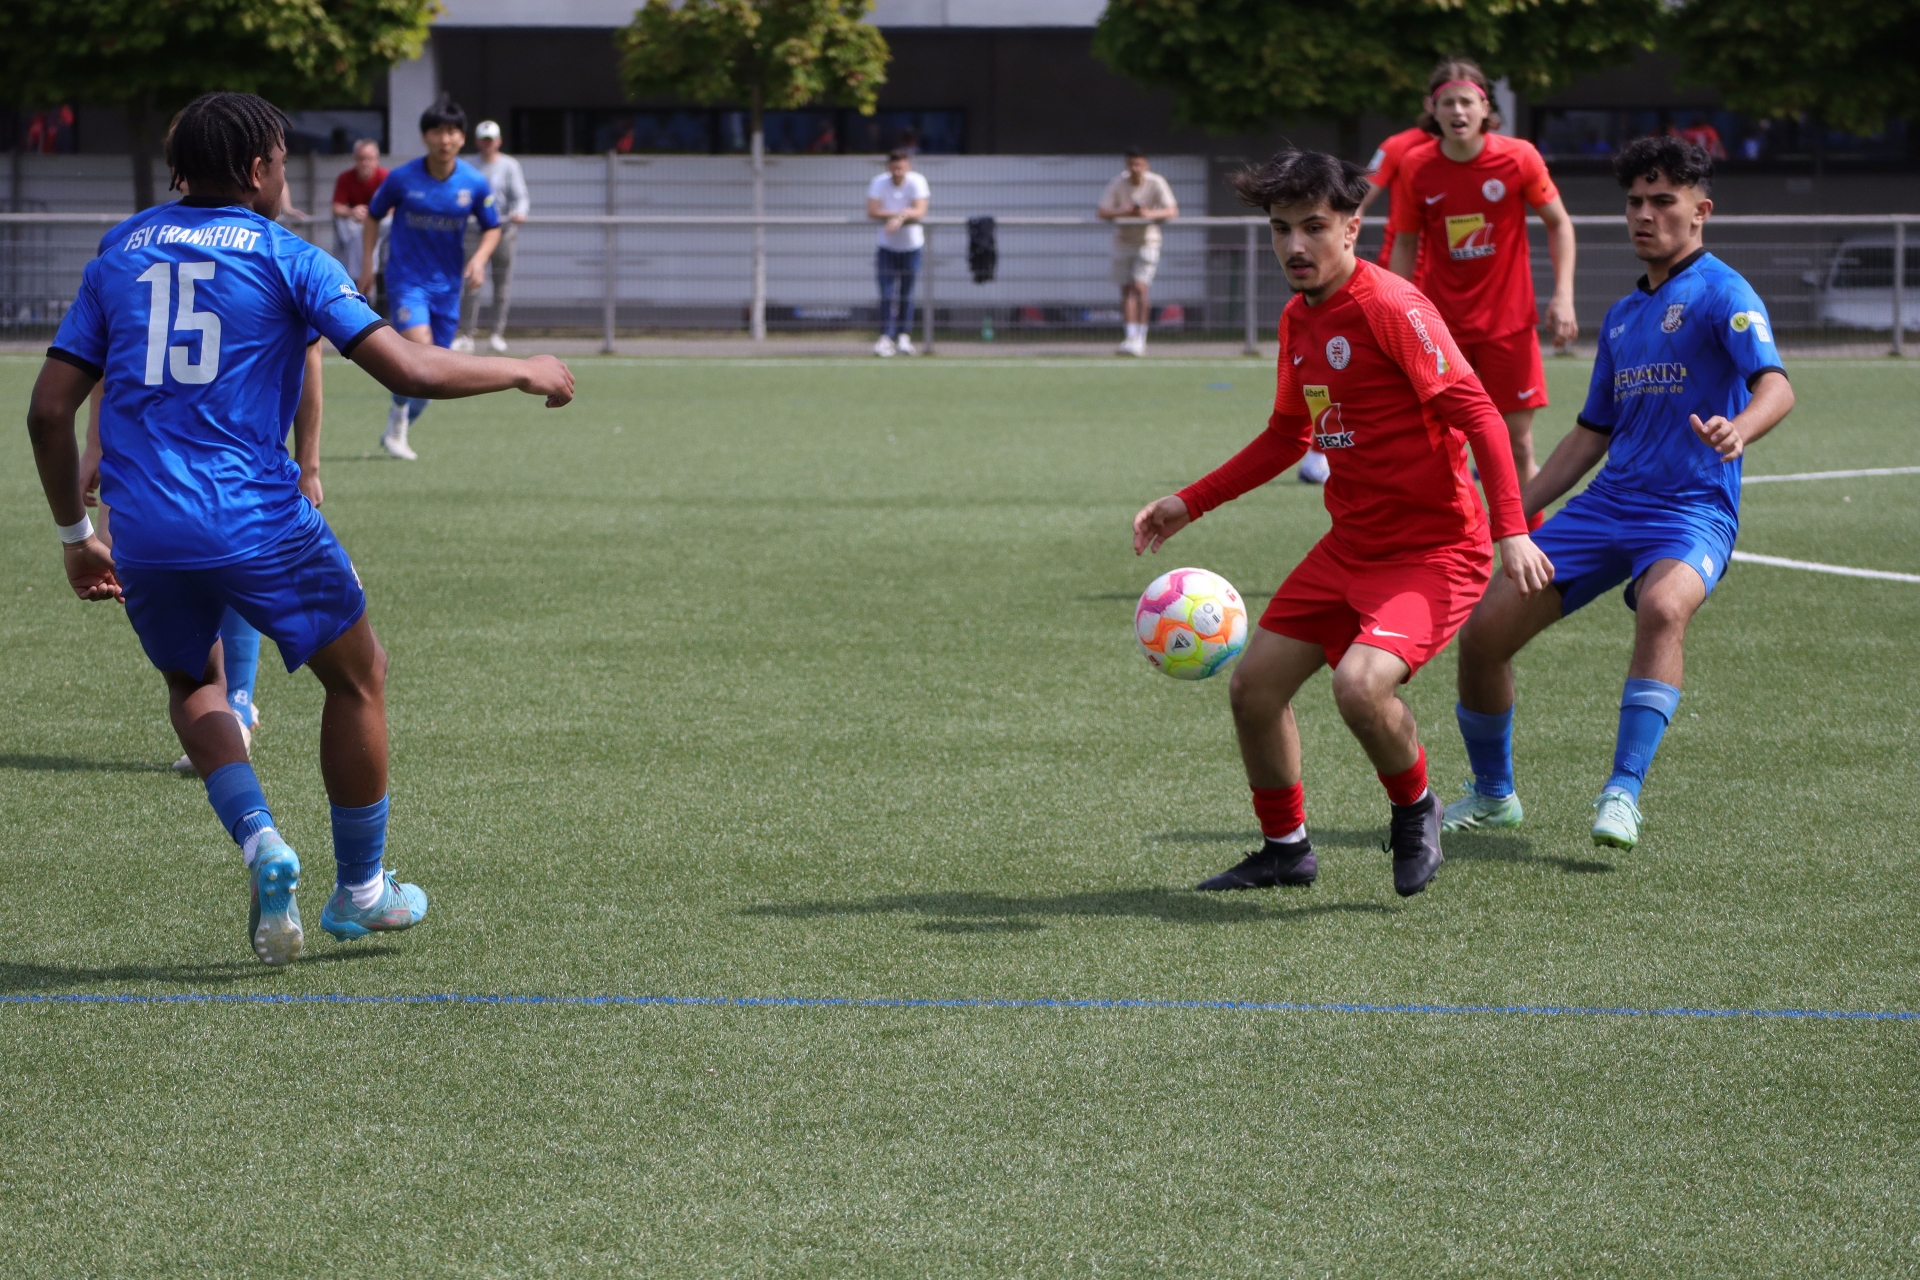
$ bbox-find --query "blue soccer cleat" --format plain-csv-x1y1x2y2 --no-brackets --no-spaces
320,871,428,941
248,834,303,966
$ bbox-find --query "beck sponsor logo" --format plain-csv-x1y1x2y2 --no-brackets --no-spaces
1445,213,1495,260
1302,386,1354,449
1404,308,1450,375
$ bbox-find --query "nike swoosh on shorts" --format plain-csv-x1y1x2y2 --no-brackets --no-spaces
1371,627,1409,638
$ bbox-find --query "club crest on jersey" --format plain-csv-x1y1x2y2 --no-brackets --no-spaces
1445,214,1495,260
1661,303,1685,333
1481,178,1506,202
456,189,472,208
1302,386,1353,449
1325,336,1351,369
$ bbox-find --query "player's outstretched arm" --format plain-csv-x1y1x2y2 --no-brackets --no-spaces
25,357,121,602
1691,371,1793,462
1132,496,1192,555
1522,424,1610,516
349,326,575,407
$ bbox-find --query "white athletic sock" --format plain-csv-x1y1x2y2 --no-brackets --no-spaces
1128,323,1145,342
347,872,386,910
1271,823,1306,845
241,826,277,868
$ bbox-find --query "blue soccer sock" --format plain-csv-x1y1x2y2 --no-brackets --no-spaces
1455,703,1516,799
205,762,277,863
1606,678,1681,800
219,609,260,726
332,796,390,904
389,392,431,425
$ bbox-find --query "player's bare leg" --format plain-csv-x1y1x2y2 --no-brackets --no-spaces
306,615,428,939
1503,408,1539,486
1445,572,1563,830
305,615,390,807
1588,558,1707,850
1330,642,1446,895
1198,629,1324,890
380,323,435,460
163,641,246,779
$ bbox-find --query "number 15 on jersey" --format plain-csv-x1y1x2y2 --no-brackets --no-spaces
136,261,221,385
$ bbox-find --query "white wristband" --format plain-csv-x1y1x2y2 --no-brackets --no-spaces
58,515,94,545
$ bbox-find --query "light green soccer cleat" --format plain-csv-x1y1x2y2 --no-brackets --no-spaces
1590,788,1644,851
1440,780,1524,832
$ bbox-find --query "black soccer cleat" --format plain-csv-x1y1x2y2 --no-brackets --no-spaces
1388,792,1445,897
1196,838,1317,891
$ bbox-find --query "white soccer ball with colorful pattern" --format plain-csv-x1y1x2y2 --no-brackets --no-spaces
1135,567,1248,680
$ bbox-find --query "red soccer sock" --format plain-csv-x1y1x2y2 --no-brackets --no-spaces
1378,746,1430,807
1250,782,1306,841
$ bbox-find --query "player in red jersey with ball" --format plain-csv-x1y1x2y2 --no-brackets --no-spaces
1133,150,1552,897
1389,59,1578,489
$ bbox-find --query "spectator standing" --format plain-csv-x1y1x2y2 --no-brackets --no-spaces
866,149,930,357
330,139,387,283
1097,149,1179,356
456,120,530,353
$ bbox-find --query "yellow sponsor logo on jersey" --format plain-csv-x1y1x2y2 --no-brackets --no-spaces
1446,213,1495,260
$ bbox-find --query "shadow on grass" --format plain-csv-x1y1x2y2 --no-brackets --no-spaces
1151,827,1612,875
744,888,1392,931
0,753,172,775
0,946,398,993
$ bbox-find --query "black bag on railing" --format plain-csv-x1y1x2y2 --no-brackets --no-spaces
967,216,997,284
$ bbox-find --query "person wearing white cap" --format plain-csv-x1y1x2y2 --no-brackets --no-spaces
455,120,530,353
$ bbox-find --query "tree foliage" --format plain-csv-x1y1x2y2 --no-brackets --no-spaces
618,0,889,131
0,0,439,112
1092,0,1660,144
1665,0,1920,137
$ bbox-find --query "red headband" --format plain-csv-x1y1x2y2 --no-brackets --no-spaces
1431,78,1488,101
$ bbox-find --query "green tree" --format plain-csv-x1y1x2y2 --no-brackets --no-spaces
619,0,889,339
1666,0,1920,140
0,0,438,210
1092,0,1660,159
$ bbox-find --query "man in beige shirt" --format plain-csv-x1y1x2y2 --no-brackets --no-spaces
1097,149,1179,355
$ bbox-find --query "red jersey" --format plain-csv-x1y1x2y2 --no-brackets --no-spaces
332,165,388,210
1388,133,1557,344
1365,127,1432,269
1177,260,1525,557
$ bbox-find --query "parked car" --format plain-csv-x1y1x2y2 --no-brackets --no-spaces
1805,236,1920,331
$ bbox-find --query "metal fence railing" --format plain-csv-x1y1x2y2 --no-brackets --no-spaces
3,211,1913,355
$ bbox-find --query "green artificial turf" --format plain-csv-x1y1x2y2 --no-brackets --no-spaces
2,353,1917,1276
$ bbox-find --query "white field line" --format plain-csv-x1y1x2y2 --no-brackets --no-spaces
1745,466,1920,483
1731,551,1920,583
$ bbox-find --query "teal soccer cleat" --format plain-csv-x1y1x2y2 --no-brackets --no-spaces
248,834,303,966
1440,780,1524,832
1591,788,1644,851
320,871,428,941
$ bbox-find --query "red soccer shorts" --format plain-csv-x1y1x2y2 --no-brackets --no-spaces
1460,329,1548,415
1260,536,1493,678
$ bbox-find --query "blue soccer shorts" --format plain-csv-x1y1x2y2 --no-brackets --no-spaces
389,278,462,348
119,515,367,677
1534,485,1736,615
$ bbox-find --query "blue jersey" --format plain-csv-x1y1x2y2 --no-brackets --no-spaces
1578,249,1785,519
51,198,384,569
368,157,499,293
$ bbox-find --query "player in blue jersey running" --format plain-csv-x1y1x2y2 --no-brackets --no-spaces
1443,136,1794,851
359,97,501,460
26,92,573,966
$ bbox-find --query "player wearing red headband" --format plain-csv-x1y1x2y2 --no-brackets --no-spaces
1388,60,1577,492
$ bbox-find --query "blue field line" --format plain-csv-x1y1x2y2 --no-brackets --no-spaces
1,992,1915,1020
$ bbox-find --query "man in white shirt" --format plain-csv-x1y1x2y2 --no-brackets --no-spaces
866,150,930,357
1097,149,1179,356
455,119,531,353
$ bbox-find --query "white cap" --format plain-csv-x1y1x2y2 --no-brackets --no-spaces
475,120,501,141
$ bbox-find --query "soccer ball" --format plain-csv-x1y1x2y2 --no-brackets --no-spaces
1135,567,1248,680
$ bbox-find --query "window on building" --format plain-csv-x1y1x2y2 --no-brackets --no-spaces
283,109,387,155
510,107,965,155
3,106,79,154
1533,108,1912,167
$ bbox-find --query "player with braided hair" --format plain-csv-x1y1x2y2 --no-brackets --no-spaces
26,91,573,965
